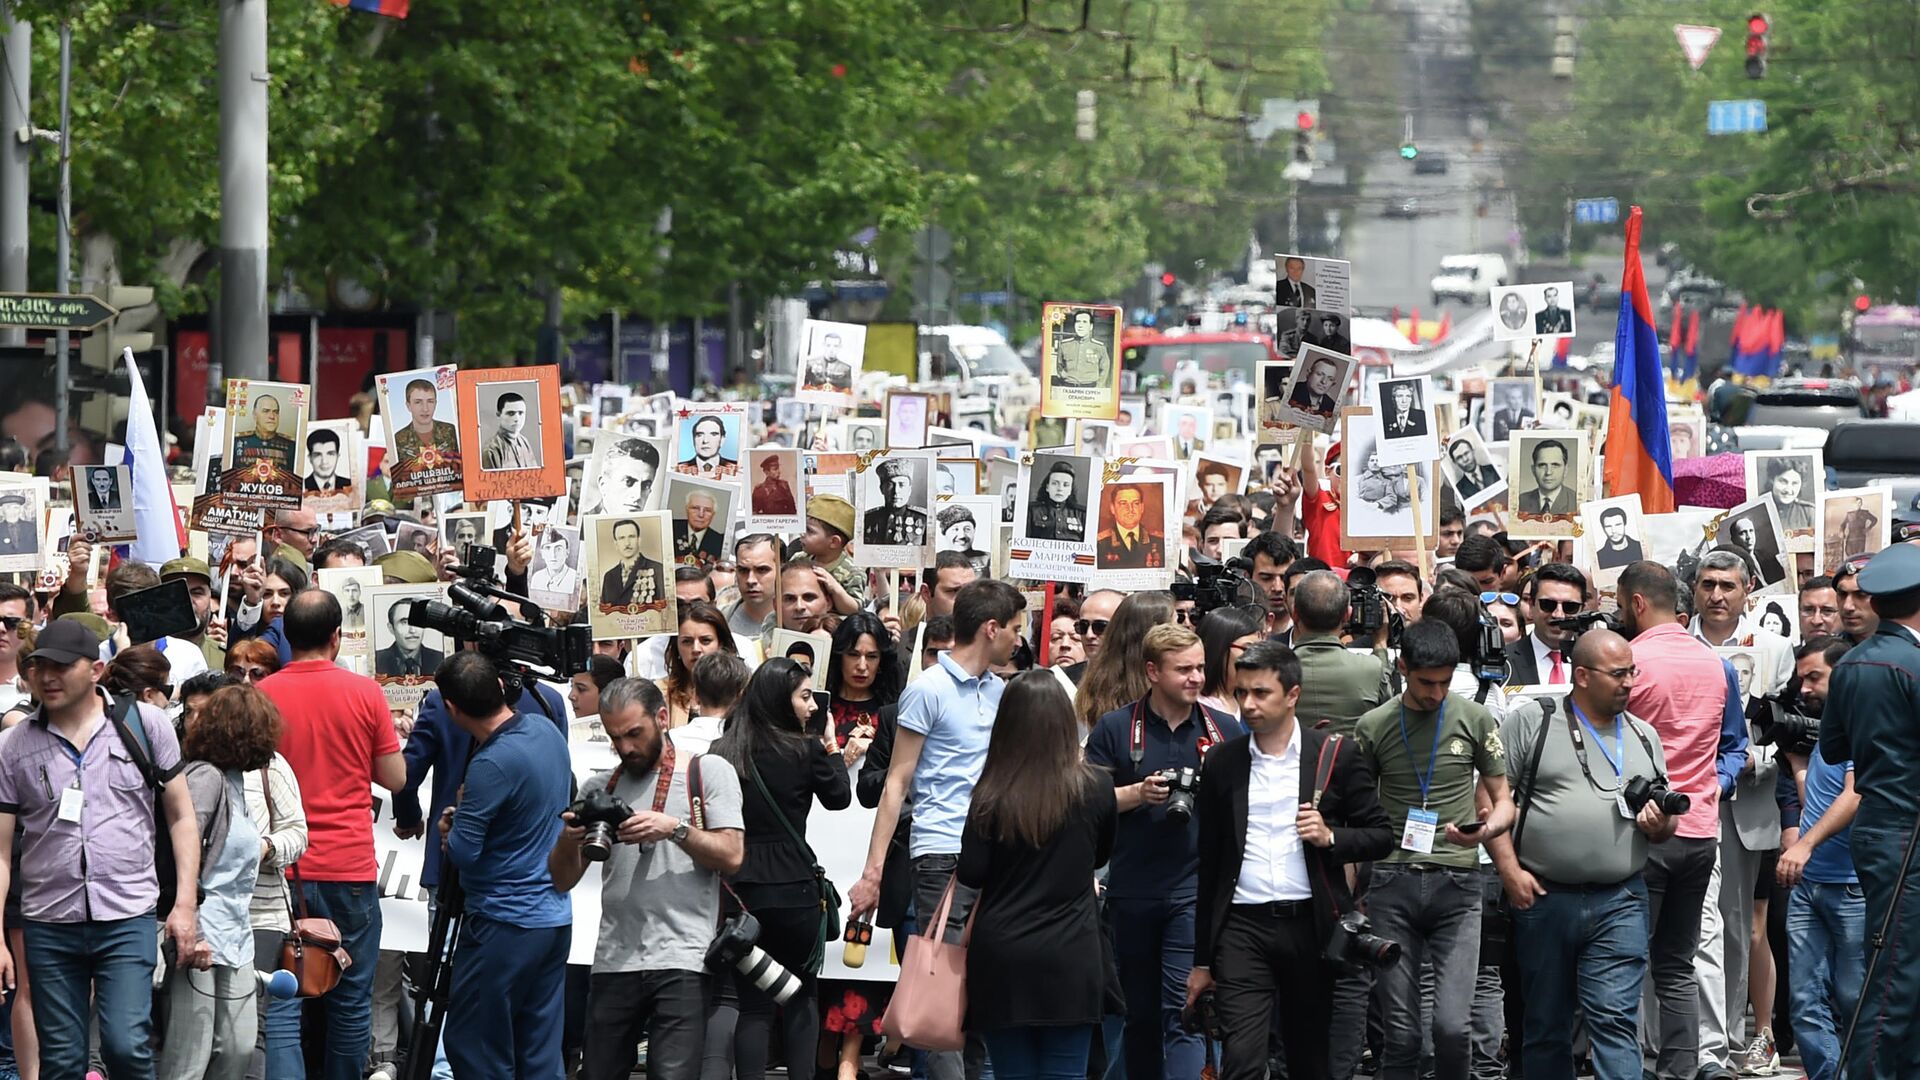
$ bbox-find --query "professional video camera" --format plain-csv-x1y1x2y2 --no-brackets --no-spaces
1157,766,1201,824
1325,911,1401,968
1343,566,1404,647
706,911,804,1006
566,787,635,863
1747,676,1821,755
407,546,593,700
1621,775,1691,817
1175,554,1264,620
1469,609,1509,688
1549,610,1622,640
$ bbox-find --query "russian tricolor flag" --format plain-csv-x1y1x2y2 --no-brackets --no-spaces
1603,207,1676,514
333,0,408,17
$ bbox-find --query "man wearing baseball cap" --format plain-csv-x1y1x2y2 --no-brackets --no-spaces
0,618,202,1079
162,556,226,671
800,494,868,606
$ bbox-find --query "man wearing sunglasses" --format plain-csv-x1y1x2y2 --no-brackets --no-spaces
0,582,30,716
1503,563,1588,686
1061,589,1123,685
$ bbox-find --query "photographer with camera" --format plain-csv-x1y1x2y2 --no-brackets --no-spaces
1487,629,1678,1080
1187,640,1393,1080
431,652,574,1079
1773,635,1861,1080
550,678,745,1080
1502,563,1589,686
1289,570,1392,738
1084,623,1243,1080
1352,620,1515,1080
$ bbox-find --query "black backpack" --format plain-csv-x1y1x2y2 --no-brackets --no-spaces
108,695,214,911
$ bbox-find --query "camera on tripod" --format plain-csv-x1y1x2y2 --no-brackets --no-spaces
706,912,803,1005
1343,566,1404,647
1175,555,1264,620
407,547,594,697
1325,911,1401,968
565,787,635,863
1621,775,1691,817
1157,766,1200,824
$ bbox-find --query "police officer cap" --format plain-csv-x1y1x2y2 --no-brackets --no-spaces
1855,542,1920,596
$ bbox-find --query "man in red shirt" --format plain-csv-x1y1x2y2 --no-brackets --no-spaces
258,589,407,1080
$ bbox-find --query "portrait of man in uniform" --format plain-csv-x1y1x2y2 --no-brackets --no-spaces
935,503,991,577
530,527,580,600
393,378,461,464
232,393,296,472
599,517,666,607
673,489,725,568
1051,309,1112,389
1534,286,1573,334
802,331,854,392
752,454,797,517
341,579,366,633
1095,482,1163,569
479,388,541,472
0,492,36,556
862,458,928,547
1026,459,1088,543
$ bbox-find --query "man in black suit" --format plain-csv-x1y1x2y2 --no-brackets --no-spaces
85,467,121,512
1534,286,1573,334
600,518,666,606
1187,640,1394,1080
1382,381,1428,439
1288,354,1343,418
1306,313,1352,356
1447,439,1502,500
492,497,555,552
1503,562,1589,686
1275,256,1318,309
374,600,444,677
1594,506,1645,568
673,489,724,567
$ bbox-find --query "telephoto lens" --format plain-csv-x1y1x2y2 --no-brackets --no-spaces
1160,767,1201,824
706,912,805,1005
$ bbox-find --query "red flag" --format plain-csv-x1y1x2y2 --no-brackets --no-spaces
1730,301,1749,343
1669,305,1684,351
1684,308,1701,355
1408,307,1422,346
1435,311,1452,341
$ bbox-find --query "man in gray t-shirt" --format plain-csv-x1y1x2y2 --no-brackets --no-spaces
1487,630,1679,1080
551,679,744,1080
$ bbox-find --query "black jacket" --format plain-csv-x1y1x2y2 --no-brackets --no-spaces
856,703,915,929
731,738,851,905
1504,633,1541,685
1194,728,1394,967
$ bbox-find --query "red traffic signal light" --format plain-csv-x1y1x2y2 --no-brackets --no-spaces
1745,13,1769,77
1160,272,1177,287
1748,14,1769,34
1855,294,1873,312
1296,111,1315,132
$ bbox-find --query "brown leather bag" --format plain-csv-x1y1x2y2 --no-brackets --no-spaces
264,769,353,998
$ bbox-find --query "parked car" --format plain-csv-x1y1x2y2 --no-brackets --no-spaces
1414,152,1449,175
1707,377,1867,430
1430,253,1511,306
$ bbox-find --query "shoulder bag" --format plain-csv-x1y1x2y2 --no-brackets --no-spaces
881,873,974,1051
746,760,842,974
264,767,352,997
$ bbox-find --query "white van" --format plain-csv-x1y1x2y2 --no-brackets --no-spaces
1429,253,1511,306
920,324,1038,405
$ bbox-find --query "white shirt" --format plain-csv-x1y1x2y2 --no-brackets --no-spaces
1529,633,1570,686
670,715,725,756
1232,723,1312,904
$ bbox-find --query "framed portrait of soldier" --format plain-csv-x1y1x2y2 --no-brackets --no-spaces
220,379,310,511
1440,427,1507,512
1371,375,1439,468
1273,253,1351,313
1713,495,1793,595
1011,451,1099,584
378,366,464,502
457,366,565,503
72,464,136,542
1273,308,1354,363
1094,474,1173,590
665,474,735,571
885,392,933,450
1257,361,1294,444
528,524,584,615
1158,404,1211,459
1039,302,1122,421
1277,346,1354,434
933,495,996,579
853,451,933,569
1507,432,1585,538
745,448,804,533
1670,413,1707,461
301,419,364,517
1817,485,1892,574
796,319,866,409
368,583,447,708
584,511,675,641
1028,414,1070,452
1745,449,1822,553
0,477,45,573
190,407,261,536
1490,281,1578,342
318,566,382,668
1579,494,1647,590
1338,409,1437,549
580,434,666,518
590,384,632,424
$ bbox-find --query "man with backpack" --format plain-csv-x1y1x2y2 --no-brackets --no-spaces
0,618,204,1080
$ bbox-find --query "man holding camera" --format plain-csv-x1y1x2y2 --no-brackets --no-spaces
434,653,574,1078
1086,624,1243,1080
1352,620,1515,1080
1187,640,1393,1079
1488,629,1678,1079
1290,570,1392,738
551,678,745,1080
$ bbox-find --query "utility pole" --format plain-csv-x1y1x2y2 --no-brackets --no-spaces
52,21,68,451
1287,181,1299,252
0,9,28,348
217,0,268,380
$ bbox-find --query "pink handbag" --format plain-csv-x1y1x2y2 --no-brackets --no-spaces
881,875,975,1051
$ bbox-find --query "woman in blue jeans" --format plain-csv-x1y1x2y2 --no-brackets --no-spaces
957,671,1117,1080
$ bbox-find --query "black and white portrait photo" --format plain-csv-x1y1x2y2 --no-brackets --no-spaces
1441,430,1506,510
1580,494,1647,586
83,466,121,512
1371,375,1438,468
1272,253,1351,313
1258,360,1293,439
796,318,866,408
585,511,675,640
583,435,664,516
476,381,544,472
855,453,933,568
442,512,486,554
1488,281,1578,342
528,525,582,611
1339,411,1434,546
0,483,41,569
1508,433,1583,537
840,418,884,454
1020,453,1092,544
1480,378,1537,443
1715,496,1792,593
934,496,997,578
372,591,447,678
1278,346,1353,435
394,520,438,559
1275,307,1353,361
73,465,135,542
1746,450,1821,551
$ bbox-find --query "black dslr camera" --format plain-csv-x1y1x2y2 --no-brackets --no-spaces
1343,566,1404,647
1747,676,1821,755
1621,776,1691,817
1176,555,1264,620
1325,911,1401,968
706,912,804,1006
566,788,635,863
1157,766,1201,824
1549,610,1622,640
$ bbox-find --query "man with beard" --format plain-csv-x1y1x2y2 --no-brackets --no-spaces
375,599,445,677
550,678,745,1080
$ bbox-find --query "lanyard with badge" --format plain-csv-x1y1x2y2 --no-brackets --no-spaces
1568,702,1638,821
1397,701,1445,853
55,741,85,824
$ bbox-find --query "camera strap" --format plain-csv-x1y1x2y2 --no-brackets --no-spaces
1310,734,1343,809
606,739,680,816
1129,699,1226,767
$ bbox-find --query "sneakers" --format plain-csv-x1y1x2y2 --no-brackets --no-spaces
1735,1029,1780,1076
367,1064,397,1080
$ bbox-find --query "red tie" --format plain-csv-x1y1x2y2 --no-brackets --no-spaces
1548,649,1565,684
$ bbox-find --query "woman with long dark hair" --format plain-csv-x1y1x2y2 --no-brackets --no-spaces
959,670,1116,1079
661,601,738,728
712,659,852,1080
823,611,904,766
1074,590,1176,730
1196,606,1266,718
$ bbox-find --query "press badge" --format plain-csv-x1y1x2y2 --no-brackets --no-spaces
1401,808,1438,854
58,785,83,824
1617,793,1636,821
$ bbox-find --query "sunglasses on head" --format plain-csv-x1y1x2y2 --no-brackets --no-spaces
1533,597,1581,615
1479,591,1520,607
1075,618,1110,637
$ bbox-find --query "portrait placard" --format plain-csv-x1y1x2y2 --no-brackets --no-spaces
885,392,933,450
1477,377,1538,444
301,419,366,517
584,511,675,641
1039,302,1122,420
527,524,584,615
1440,427,1507,513
378,365,464,502
1010,451,1099,584
191,407,263,536
1093,473,1174,590
1817,485,1892,573
1745,449,1822,553
72,465,136,542
1273,308,1354,363
318,566,382,668
745,448,804,533
1338,409,1437,548
458,366,565,502
220,379,310,511
933,495,997,579
368,583,447,710
1257,361,1294,445
1714,495,1794,596
440,513,489,561
1506,431,1585,539
1272,253,1351,313
796,320,866,409
671,402,748,480
665,474,736,571
580,434,667,518
1490,281,1578,341
1579,494,1646,589
769,628,834,678
1276,346,1354,434
1371,375,1439,468
852,451,934,569
0,476,47,573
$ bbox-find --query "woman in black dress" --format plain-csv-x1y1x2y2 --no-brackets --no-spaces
711,658,852,1080
958,670,1118,1079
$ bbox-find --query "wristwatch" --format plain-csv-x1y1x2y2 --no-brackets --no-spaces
669,820,691,845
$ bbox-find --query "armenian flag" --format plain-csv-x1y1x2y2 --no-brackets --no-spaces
1603,207,1676,514
333,0,408,18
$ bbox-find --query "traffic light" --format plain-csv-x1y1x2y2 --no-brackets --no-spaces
1293,127,1313,165
1160,271,1177,288
1854,293,1872,313
1399,142,1418,160
1746,14,1769,79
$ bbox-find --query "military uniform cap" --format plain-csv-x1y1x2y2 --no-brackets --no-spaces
876,458,908,481
1856,541,1920,596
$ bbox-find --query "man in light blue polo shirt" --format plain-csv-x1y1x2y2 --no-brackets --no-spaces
851,578,1026,1080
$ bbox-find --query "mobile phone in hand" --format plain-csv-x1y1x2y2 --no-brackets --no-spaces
1456,820,1486,834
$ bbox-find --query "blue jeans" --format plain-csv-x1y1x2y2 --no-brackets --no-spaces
445,916,569,1080
1787,880,1866,1080
264,880,384,1080
1510,876,1649,1080
1365,864,1483,1080
1108,895,1202,1080
982,1025,1093,1080
21,915,157,1080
